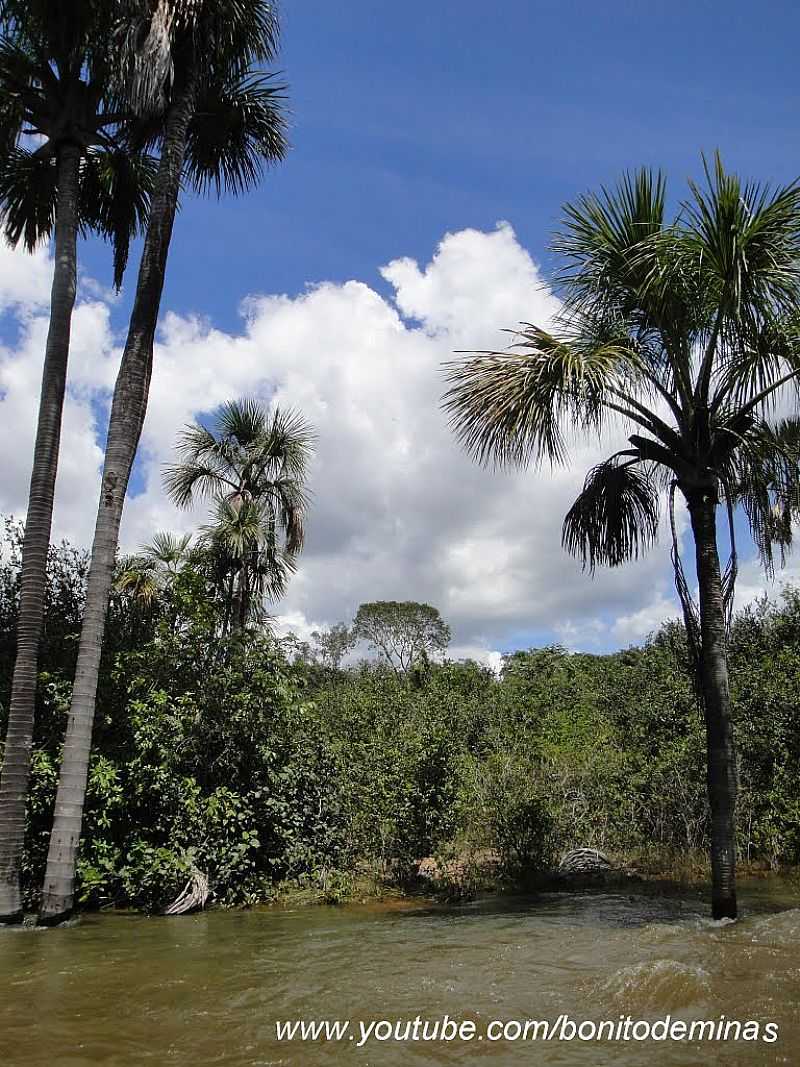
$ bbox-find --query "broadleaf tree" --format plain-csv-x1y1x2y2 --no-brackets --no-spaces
352,601,451,676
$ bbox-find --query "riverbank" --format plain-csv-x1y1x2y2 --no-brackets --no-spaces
245,850,800,913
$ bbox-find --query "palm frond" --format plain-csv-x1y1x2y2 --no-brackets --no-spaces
142,530,193,566
112,1,182,116
553,168,666,314
114,555,160,604
0,33,39,98
251,541,296,603
163,458,232,507
185,70,288,196
216,397,268,444
442,326,625,468
261,406,316,478
724,417,800,574
80,147,157,288
200,496,267,558
562,458,661,571
195,0,280,74
0,147,56,249
711,311,800,416
685,153,800,325
168,396,313,616
113,0,281,117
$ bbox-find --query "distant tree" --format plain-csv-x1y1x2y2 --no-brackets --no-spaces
351,601,451,675
310,623,355,670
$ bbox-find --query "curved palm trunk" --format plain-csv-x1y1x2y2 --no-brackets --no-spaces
38,76,196,925
687,491,738,920
0,143,81,923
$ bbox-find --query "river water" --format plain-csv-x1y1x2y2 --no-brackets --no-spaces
1,880,798,1066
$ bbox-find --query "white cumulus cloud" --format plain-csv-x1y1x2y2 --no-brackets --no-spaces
2,224,795,656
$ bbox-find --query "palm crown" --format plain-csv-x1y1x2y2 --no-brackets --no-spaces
164,399,315,629
0,0,155,285
116,530,193,605
444,159,800,616
120,0,288,197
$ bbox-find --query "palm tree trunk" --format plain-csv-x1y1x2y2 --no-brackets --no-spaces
38,74,196,925
221,572,234,637
240,562,251,629
0,143,81,923
230,571,244,632
687,490,738,920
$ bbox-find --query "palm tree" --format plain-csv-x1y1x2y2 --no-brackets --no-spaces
0,0,153,923
38,1,288,924
115,530,193,606
443,160,800,919
165,400,314,634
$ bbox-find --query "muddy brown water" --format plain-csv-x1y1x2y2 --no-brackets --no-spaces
1,880,799,1066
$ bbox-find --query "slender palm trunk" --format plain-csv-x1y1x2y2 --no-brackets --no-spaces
0,144,81,923
38,76,196,925
239,562,251,629
222,572,234,636
687,490,738,920
230,573,244,632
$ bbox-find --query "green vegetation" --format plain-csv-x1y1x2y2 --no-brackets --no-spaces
163,399,314,633
351,601,451,675
0,0,155,925
3,518,800,915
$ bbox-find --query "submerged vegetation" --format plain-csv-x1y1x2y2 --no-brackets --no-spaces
2,518,800,914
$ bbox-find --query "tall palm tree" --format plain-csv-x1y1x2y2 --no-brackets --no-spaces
165,400,314,634
443,160,800,919
38,1,288,924
0,0,153,923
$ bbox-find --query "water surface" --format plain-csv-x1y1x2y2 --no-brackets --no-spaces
2,880,798,1066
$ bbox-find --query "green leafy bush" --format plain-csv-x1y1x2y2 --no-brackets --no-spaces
5,521,800,913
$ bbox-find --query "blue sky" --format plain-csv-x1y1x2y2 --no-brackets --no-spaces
80,0,800,330
3,1,800,660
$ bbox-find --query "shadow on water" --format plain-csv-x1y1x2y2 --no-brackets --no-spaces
1,878,798,1066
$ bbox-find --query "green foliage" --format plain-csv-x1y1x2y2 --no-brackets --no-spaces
4,521,800,912
0,1,155,286
456,751,556,877
309,623,355,669
443,158,800,691
164,399,315,632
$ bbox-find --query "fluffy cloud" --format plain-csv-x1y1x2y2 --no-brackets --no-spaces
0,224,794,657
0,241,53,314
0,241,114,545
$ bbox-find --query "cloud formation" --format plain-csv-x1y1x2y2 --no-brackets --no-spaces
0,224,791,659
